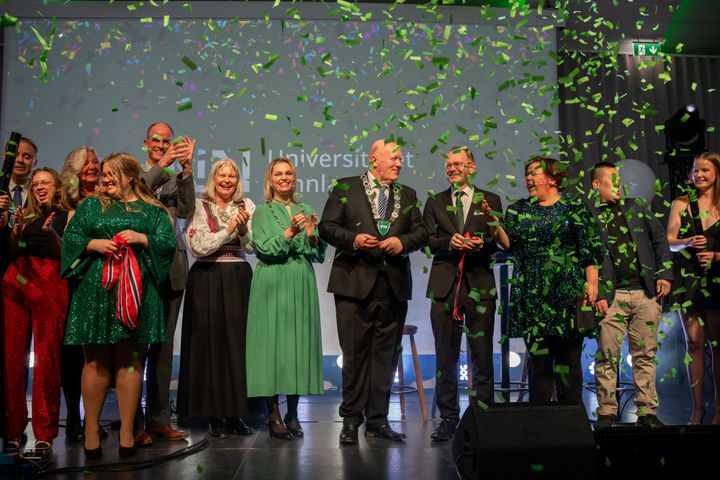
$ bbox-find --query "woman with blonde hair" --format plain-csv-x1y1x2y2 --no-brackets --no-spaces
61,153,176,459
177,158,255,438
58,145,101,442
2,168,73,452
667,151,720,424
60,146,100,206
246,157,325,440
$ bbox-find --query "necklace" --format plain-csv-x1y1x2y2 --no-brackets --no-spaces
272,196,294,206
268,200,306,230
361,172,401,235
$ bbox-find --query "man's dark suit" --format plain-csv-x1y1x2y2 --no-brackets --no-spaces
424,186,502,421
319,175,427,427
140,164,195,429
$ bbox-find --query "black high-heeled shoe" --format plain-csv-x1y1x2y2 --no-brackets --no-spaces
83,446,102,460
226,417,254,436
284,416,304,438
119,444,136,458
267,419,293,440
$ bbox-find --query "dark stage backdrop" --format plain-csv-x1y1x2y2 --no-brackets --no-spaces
558,52,720,208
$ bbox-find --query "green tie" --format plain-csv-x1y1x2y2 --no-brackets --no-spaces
455,190,465,232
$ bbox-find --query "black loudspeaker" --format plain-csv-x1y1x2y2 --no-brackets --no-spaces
596,424,720,475
452,402,595,480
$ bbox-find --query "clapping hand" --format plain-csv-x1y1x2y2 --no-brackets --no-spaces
41,212,56,233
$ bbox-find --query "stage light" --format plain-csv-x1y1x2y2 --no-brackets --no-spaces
509,351,521,368
664,104,707,154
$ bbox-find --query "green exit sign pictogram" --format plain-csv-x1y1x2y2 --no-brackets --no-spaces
634,42,661,56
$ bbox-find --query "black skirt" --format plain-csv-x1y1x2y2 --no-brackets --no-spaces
177,261,252,419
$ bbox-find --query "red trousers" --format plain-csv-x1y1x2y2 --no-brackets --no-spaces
2,256,68,442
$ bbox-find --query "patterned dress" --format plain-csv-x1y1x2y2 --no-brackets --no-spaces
61,196,176,345
505,196,604,339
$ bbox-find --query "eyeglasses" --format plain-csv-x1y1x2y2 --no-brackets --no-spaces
31,180,54,189
445,162,473,171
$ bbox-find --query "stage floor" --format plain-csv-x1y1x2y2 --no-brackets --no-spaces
2,386,706,479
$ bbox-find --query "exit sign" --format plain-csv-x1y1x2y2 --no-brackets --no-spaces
633,42,661,56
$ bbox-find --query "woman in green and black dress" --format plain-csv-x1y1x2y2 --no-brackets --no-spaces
486,156,603,404
246,157,325,440
61,153,175,458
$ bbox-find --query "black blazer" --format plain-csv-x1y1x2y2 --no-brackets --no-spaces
319,175,428,301
423,186,502,300
587,197,673,303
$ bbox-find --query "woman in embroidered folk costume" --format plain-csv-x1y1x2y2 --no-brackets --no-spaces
61,153,175,459
2,168,73,452
246,157,326,440
176,158,255,438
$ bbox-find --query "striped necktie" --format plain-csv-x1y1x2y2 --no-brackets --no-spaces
378,185,389,219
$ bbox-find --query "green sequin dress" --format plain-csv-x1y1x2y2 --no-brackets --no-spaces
245,202,326,396
61,196,176,345
505,196,603,339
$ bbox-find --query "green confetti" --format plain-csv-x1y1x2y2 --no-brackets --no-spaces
265,114,278,121
197,464,204,473
16,274,27,285
0,13,18,27
178,102,192,112
181,56,198,71
128,366,135,373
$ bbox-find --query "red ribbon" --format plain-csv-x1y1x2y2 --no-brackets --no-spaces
102,234,143,331
452,232,471,322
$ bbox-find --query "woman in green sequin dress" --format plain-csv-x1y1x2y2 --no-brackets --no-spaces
246,157,326,440
61,153,175,458
486,157,603,404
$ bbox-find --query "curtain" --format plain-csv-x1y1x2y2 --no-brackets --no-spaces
558,53,720,205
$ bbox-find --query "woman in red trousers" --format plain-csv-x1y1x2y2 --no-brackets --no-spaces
1,168,73,452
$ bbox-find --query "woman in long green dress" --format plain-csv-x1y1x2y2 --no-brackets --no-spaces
61,153,175,459
246,157,325,440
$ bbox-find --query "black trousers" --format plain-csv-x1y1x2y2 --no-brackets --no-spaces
142,282,185,427
335,273,407,428
524,335,585,403
431,280,495,422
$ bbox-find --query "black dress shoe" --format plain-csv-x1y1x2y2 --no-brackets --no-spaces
284,416,304,438
209,418,228,439
430,420,457,442
267,419,293,440
364,423,406,441
226,417,253,436
339,424,359,445
66,420,84,442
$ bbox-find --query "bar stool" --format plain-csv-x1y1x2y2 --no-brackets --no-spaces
391,324,429,422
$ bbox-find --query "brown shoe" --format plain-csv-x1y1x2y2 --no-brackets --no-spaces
147,424,189,441
133,428,154,446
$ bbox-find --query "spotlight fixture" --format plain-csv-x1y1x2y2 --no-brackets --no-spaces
664,104,706,154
